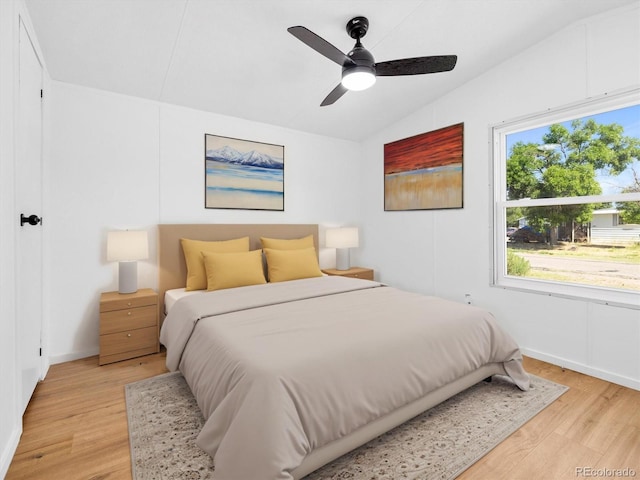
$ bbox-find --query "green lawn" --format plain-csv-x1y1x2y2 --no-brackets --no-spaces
507,241,640,290
508,242,640,264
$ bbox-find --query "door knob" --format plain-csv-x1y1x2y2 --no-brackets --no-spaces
20,214,41,226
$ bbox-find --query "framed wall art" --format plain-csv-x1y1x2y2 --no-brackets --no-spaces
384,122,463,211
205,134,284,211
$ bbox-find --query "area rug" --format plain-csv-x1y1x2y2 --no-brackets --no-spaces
125,372,567,480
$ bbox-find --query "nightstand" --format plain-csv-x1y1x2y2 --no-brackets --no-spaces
322,266,374,280
99,288,159,365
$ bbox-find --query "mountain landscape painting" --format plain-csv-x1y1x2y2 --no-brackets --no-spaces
205,134,284,210
384,123,463,211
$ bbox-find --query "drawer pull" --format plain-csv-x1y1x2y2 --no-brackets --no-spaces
127,302,132,306
127,311,132,316
127,333,131,337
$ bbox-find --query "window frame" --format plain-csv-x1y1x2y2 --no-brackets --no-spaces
491,89,640,309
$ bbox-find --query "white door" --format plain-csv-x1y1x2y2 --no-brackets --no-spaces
17,19,44,415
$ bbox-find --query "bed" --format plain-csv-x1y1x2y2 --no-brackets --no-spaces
157,223,529,480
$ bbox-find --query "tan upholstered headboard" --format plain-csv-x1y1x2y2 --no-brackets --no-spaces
157,223,319,322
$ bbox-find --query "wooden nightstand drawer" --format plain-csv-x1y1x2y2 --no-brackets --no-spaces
342,270,374,280
322,267,374,280
100,305,157,335
100,326,157,358
100,290,157,312
98,345,159,366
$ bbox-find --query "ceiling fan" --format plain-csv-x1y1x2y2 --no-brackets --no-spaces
287,16,457,106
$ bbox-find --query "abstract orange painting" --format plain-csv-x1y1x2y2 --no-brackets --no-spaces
384,123,463,210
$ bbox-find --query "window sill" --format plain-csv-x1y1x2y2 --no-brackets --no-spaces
493,276,640,310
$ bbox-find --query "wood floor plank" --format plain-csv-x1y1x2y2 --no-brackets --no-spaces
6,353,639,480
7,353,168,480
570,384,638,455
511,432,603,480
594,425,640,474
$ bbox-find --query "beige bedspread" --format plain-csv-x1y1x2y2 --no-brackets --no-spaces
160,276,529,480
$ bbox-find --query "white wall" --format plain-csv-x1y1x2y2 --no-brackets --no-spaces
358,4,640,390
47,82,362,362
47,84,160,361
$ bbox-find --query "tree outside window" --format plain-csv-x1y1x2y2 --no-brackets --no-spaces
506,115,640,244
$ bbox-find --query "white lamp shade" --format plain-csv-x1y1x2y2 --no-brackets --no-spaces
326,227,359,249
341,69,376,91
107,230,148,262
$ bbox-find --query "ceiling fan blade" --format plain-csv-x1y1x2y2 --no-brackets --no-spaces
288,26,356,67
375,55,457,76
320,83,348,106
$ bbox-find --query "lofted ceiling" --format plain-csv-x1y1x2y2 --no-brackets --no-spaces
24,0,637,141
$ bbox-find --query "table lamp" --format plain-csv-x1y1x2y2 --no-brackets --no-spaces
107,230,148,294
326,227,359,270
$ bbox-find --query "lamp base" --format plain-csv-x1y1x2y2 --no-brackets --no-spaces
118,261,138,294
335,248,351,271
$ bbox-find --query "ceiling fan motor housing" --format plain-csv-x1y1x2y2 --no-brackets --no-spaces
343,17,376,86
344,45,375,73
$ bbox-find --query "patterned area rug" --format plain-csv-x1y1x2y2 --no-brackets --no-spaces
125,372,567,480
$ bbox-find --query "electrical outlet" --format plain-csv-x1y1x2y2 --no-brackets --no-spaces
464,294,473,305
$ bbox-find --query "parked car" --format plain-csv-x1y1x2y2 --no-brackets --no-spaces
509,226,545,243
506,227,518,237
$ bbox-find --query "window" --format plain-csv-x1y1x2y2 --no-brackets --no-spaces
492,90,640,308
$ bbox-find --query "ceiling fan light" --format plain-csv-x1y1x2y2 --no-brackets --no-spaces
341,69,376,91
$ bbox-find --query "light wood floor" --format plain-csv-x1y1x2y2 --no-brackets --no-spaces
6,355,640,480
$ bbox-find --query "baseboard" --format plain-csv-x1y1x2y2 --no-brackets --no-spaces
49,347,99,365
0,423,21,479
521,348,640,391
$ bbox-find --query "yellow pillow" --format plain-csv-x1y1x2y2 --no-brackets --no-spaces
260,235,315,250
263,247,323,283
202,250,266,291
181,237,250,291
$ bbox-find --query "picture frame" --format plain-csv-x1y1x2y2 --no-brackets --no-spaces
384,123,464,211
205,134,284,211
